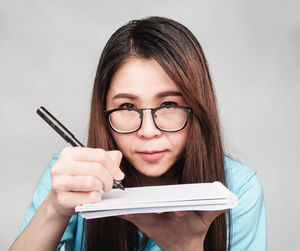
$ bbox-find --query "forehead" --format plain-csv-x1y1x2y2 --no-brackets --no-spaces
107,58,180,99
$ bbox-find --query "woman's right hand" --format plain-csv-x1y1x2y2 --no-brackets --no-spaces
47,147,124,217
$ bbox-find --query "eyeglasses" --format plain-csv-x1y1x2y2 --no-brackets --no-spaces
104,105,192,134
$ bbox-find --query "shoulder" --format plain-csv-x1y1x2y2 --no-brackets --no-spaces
224,157,262,196
224,156,264,214
224,157,267,250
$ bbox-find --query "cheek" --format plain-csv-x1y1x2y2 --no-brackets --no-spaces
172,127,189,147
111,132,132,152
175,135,188,154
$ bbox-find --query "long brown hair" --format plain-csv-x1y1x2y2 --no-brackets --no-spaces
86,16,231,251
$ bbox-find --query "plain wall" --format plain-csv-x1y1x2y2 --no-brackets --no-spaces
1,0,299,250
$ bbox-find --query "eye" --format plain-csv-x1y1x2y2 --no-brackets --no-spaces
160,101,178,107
119,103,136,109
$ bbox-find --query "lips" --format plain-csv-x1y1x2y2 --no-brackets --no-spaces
137,150,167,162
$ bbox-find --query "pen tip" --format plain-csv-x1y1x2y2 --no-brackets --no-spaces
113,180,125,190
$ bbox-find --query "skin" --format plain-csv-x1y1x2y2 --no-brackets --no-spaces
9,58,222,251
106,58,189,186
9,148,124,251
108,58,223,251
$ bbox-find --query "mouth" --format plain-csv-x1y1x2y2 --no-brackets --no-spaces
137,150,167,162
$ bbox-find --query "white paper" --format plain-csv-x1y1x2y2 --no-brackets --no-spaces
75,181,238,219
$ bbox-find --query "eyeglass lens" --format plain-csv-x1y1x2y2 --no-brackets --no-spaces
108,107,188,133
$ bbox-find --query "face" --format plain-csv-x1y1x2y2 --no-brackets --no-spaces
106,58,190,185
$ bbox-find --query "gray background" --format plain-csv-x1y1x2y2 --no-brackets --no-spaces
1,0,299,250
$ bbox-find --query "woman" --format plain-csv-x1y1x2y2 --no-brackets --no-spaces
10,16,266,251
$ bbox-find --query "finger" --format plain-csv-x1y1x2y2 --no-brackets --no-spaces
52,175,103,192
106,150,124,180
123,213,162,227
173,210,188,219
202,210,225,218
53,161,114,192
56,191,102,210
163,211,189,221
117,215,127,220
197,210,226,224
59,147,124,180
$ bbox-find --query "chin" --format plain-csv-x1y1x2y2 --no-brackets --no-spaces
137,166,173,178
139,170,167,177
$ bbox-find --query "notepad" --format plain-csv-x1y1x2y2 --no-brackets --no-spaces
75,181,238,219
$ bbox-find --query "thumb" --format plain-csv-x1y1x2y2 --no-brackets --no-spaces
198,210,225,225
107,150,124,180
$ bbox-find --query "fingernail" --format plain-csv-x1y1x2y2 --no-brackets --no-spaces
175,211,186,218
115,171,125,181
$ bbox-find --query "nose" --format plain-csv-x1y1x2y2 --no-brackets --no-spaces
137,109,162,138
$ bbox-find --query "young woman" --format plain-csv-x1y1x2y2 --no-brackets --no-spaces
9,17,266,251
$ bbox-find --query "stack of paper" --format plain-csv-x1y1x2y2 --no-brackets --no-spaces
75,181,238,219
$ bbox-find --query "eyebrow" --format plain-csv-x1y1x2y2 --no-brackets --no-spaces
157,91,183,98
112,93,138,100
112,91,183,100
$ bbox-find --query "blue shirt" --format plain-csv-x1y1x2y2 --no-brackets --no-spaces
17,154,266,250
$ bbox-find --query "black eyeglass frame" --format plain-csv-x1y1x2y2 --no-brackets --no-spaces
104,105,192,134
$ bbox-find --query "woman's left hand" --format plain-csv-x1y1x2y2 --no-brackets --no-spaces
121,210,224,251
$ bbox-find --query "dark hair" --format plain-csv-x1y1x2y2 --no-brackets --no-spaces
86,16,230,251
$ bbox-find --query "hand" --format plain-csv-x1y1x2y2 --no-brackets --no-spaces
121,210,224,251
47,147,124,217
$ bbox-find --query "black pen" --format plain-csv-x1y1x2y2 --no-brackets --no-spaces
36,106,125,190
